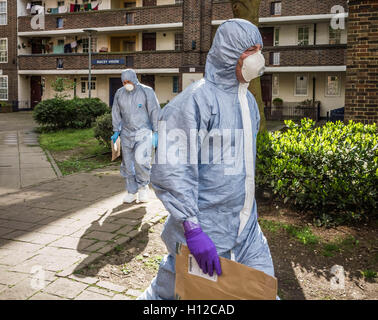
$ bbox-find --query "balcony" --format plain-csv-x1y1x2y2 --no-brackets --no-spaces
18,51,183,71
262,44,346,67
18,4,183,34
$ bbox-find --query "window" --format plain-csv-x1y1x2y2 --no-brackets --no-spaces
0,38,7,63
295,75,308,96
175,33,183,51
0,1,6,26
326,75,341,96
80,77,96,93
175,0,183,4
57,1,65,6
82,37,97,53
298,26,309,46
273,52,280,65
274,28,280,46
124,2,136,8
56,58,63,69
173,76,179,93
329,26,341,45
0,75,7,100
56,17,63,28
270,1,281,15
126,12,135,24
272,74,279,96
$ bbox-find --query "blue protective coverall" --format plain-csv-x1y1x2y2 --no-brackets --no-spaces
138,19,276,300
112,69,160,194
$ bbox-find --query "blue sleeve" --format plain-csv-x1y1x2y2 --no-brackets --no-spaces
150,98,201,224
112,90,122,132
145,87,160,133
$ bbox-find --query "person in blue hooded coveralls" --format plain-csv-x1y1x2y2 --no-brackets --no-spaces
137,19,277,300
111,69,160,204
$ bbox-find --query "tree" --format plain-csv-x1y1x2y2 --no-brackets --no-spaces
231,0,266,132
51,77,75,99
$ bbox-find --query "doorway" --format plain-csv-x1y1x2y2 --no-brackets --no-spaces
259,27,274,46
260,74,272,107
109,77,122,107
141,75,155,90
30,76,42,109
142,33,156,51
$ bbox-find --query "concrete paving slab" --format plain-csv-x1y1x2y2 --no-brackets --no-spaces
44,278,88,299
29,291,68,300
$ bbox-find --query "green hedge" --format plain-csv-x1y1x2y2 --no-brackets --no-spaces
256,118,378,223
33,97,109,129
94,113,113,148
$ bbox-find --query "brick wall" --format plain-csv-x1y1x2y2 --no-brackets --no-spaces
0,0,18,102
18,5,183,32
264,45,347,66
345,0,378,124
212,0,348,21
19,52,183,70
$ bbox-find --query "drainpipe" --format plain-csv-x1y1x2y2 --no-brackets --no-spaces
314,23,317,45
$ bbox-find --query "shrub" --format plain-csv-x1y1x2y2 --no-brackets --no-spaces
256,118,378,223
33,98,74,129
70,98,109,128
33,97,109,129
94,113,113,148
272,98,283,106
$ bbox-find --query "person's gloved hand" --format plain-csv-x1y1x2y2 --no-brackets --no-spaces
183,221,222,277
111,131,120,144
152,132,158,148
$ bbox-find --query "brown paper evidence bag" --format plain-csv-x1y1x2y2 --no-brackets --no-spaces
175,243,278,300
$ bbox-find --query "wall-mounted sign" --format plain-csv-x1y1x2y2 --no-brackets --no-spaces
92,59,125,65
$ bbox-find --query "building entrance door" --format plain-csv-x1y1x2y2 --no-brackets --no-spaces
109,78,122,107
30,76,42,109
260,74,272,107
141,75,155,90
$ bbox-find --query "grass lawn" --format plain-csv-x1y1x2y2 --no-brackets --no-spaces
39,127,120,175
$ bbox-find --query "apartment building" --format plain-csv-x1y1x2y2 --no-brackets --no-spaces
0,0,375,122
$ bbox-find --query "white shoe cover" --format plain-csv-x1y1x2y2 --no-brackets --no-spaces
138,185,149,203
123,192,137,204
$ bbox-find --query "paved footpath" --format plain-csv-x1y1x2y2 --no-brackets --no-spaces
0,112,57,196
0,165,168,300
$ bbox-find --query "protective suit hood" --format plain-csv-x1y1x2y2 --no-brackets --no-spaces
121,69,140,86
205,19,263,93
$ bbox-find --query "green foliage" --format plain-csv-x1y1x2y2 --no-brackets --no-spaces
272,97,283,106
33,97,109,129
94,112,113,148
256,118,378,223
360,270,377,280
51,77,75,99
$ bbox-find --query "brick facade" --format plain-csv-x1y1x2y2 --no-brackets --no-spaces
18,5,183,33
19,51,183,70
0,0,18,103
345,0,378,124
264,45,347,66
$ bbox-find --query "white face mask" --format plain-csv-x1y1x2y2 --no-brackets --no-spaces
124,83,134,91
241,50,266,82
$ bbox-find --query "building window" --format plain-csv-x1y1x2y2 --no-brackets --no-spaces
298,26,309,46
273,52,280,65
82,37,97,53
0,38,7,63
57,1,65,6
173,76,179,93
329,26,341,45
0,1,7,25
270,1,281,15
295,75,308,96
0,75,7,100
124,2,136,8
175,33,183,51
126,12,135,24
81,77,96,93
326,75,341,96
272,74,279,96
175,0,183,4
56,58,63,69
274,28,280,46
56,17,63,28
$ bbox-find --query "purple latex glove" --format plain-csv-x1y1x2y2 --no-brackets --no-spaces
183,220,222,276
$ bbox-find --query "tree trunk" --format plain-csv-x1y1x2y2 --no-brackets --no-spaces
231,0,266,132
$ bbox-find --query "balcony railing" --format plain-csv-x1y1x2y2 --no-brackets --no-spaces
265,102,321,122
18,51,183,70
18,4,183,33
263,44,347,67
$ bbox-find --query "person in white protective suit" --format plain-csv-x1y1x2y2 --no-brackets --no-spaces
137,18,278,300
111,69,160,204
